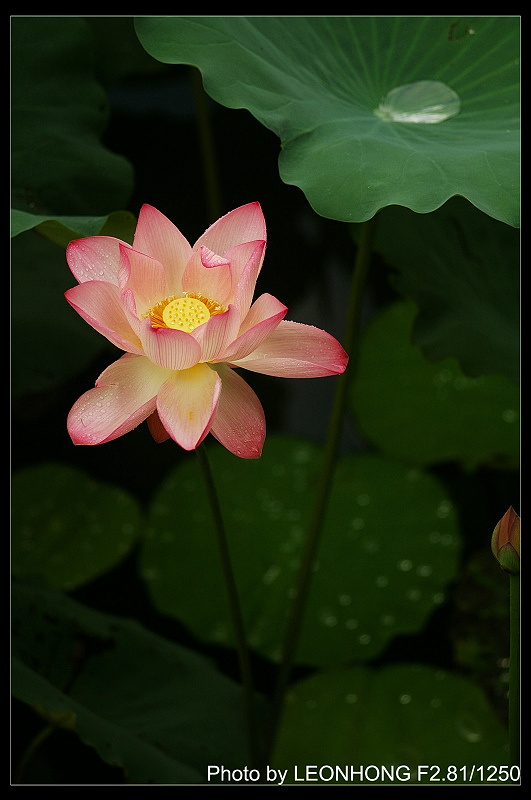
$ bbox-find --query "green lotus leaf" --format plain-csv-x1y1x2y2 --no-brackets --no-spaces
365,198,520,385
10,208,136,247
11,17,133,216
351,302,520,469
272,664,509,782
140,436,460,667
12,463,142,590
12,581,251,784
135,16,520,226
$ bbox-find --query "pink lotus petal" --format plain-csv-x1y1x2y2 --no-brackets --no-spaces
133,204,193,294
65,282,143,354
68,354,170,445
147,409,171,443
139,316,202,371
66,236,123,285
118,243,166,318
190,304,241,363
119,287,144,339
157,363,221,450
95,351,170,387
218,294,287,363
194,202,266,256
209,363,265,458
225,240,266,316
182,246,232,306
238,293,287,337
232,320,348,377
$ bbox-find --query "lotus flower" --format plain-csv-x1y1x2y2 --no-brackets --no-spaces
65,203,348,458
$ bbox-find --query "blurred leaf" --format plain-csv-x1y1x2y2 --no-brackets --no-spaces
12,463,142,590
11,232,114,396
140,436,460,667
351,302,520,470
368,198,520,384
11,208,137,247
12,581,252,784
11,16,133,216
272,664,509,783
135,16,519,226
12,209,110,240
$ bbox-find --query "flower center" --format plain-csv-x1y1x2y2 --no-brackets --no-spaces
145,293,224,331
162,296,210,331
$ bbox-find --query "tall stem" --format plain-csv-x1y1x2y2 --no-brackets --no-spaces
509,572,520,766
195,444,263,770
264,214,379,757
190,66,223,223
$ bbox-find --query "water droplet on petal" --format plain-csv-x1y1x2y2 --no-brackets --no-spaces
375,80,461,124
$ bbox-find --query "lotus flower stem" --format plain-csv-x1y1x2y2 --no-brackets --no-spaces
264,213,379,758
190,66,223,224
509,571,520,766
195,443,263,769
491,507,520,767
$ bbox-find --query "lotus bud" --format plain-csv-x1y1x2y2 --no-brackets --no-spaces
491,506,520,575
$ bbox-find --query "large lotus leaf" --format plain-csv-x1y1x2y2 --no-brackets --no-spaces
135,16,520,227
351,302,520,470
272,664,510,783
11,16,133,216
12,581,251,784
140,436,460,667
367,198,520,385
11,463,142,590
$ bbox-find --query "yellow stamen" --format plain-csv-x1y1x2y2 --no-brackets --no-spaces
145,296,178,328
144,293,225,331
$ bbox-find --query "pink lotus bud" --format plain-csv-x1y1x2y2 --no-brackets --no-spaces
491,506,520,574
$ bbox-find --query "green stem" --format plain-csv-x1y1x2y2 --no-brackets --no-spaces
509,572,520,766
264,214,379,758
195,443,263,769
15,724,54,783
190,66,223,223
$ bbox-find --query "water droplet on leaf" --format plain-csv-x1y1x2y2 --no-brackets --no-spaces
374,80,461,124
